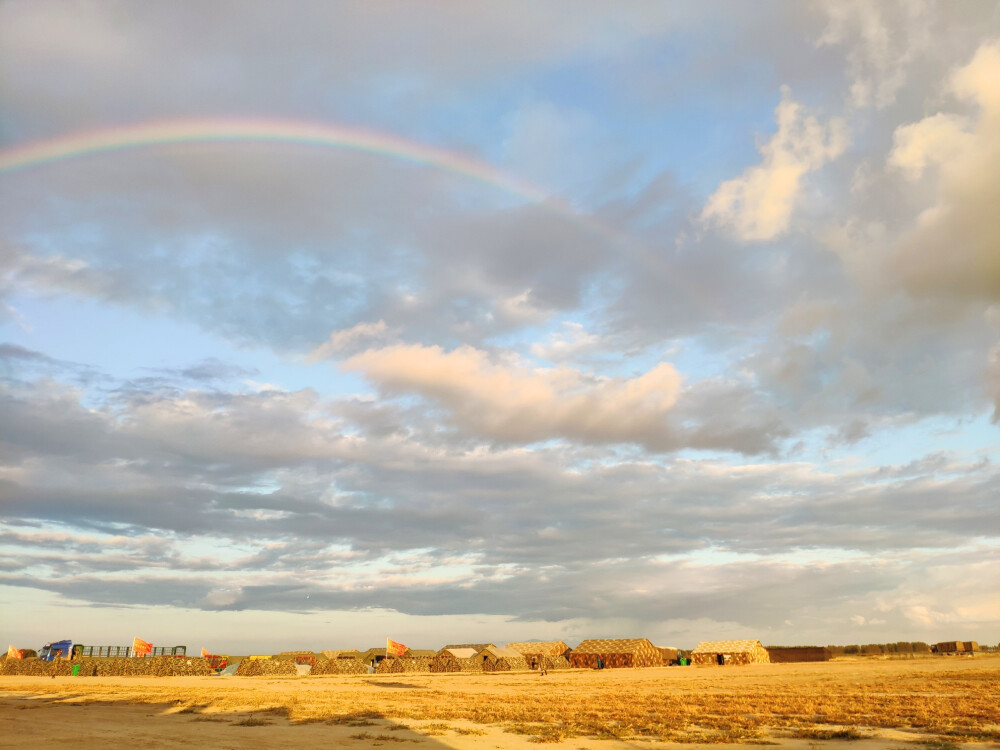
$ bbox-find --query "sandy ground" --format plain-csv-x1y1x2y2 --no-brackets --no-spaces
1,656,997,749
0,698,948,750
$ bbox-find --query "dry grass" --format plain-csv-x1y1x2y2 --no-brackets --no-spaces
419,722,451,736
2,656,997,744
791,727,867,740
232,714,271,726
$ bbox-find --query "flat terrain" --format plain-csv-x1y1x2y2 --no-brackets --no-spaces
1,656,998,749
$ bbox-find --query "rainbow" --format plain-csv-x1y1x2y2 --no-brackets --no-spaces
0,117,713,308
0,117,553,205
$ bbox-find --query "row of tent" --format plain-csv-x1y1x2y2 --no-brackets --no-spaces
292,638,827,671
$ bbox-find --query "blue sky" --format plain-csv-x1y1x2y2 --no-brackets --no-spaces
2,1,999,653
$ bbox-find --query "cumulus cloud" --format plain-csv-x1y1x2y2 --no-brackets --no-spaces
888,40,1000,300
2,359,1000,638
342,343,682,448
701,87,848,241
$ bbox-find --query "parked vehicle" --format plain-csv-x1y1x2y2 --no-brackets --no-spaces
37,640,75,661
37,642,188,659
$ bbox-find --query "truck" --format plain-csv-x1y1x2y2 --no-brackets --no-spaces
37,640,76,661
38,642,188,659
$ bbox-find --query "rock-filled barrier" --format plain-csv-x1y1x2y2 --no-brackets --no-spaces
310,657,368,675
375,657,432,674
0,657,214,677
234,658,297,676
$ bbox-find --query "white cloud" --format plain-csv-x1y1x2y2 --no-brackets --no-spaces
701,87,848,241
887,113,973,179
343,342,682,447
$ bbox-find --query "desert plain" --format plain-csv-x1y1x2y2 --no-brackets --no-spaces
1,656,998,749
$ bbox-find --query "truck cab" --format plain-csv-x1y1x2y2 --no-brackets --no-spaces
38,640,75,661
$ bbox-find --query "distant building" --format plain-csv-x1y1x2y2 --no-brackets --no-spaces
935,641,962,653
691,640,770,666
765,646,831,663
934,641,978,654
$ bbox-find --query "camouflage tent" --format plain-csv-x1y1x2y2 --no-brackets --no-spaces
429,649,481,673
691,640,770,666
568,638,662,669
506,641,570,669
477,645,528,672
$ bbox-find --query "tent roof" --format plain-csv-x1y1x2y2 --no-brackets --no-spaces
505,641,570,657
573,638,655,654
441,648,478,659
691,640,764,654
321,649,359,659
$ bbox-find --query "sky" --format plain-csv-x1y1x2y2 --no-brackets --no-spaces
1,1,999,654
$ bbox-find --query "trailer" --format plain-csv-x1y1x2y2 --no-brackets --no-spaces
76,645,133,658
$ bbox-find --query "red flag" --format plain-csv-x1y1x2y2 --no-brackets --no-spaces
7,645,23,660
386,638,407,657
132,637,153,657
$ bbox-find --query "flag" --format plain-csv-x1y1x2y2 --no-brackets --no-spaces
201,647,211,658
6,645,22,660
386,638,407,657
132,637,153,657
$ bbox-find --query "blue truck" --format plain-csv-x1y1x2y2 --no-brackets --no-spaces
37,640,78,661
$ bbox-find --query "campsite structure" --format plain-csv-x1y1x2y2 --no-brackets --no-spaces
476,645,528,672
691,639,770,666
567,638,662,669
429,647,480,673
506,640,570,670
